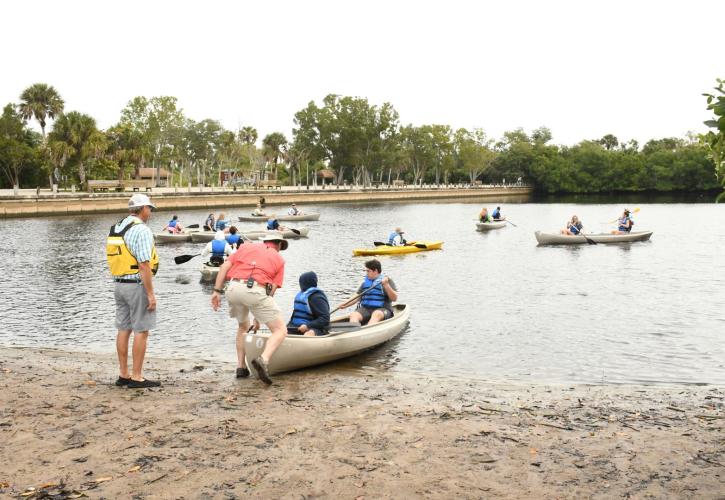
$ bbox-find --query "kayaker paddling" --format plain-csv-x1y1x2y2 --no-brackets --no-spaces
611,209,634,234
560,215,583,235
387,227,406,246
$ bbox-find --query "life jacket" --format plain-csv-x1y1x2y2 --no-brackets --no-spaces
168,219,177,228
267,220,279,230
215,220,227,231
204,216,214,230
492,209,501,219
359,277,386,309
570,223,581,235
480,214,491,223
289,207,299,215
226,234,241,247
211,239,227,257
289,287,324,327
618,216,633,232
106,218,159,277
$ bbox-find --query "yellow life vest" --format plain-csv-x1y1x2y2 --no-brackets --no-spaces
106,218,159,277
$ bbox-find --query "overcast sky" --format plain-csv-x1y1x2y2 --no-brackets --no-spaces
2,0,723,146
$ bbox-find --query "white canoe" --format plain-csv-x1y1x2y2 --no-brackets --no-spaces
476,221,507,231
535,231,653,245
200,262,221,281
237,212,320,222
191,231,216,243
244,304,410,375
154,230,196,243
242,227,310,240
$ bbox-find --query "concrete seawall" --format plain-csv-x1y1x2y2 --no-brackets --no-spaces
0,186,533,218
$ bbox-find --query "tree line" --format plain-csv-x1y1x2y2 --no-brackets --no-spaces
0,82,721,194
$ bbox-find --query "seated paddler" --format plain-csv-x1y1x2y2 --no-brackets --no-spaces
162,215,183,233
611,209,634,234
287,271,330,337
479,207,492,223
202,231,233,266
339,259,398,326
387,227,406,246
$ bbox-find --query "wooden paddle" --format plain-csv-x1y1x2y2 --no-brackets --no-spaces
174,253,201,264
186,224,199,229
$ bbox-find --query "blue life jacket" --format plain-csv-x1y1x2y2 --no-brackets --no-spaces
570,225,580,235
267,219,279,230
618,216,633,232
360,277,386,309
289,287,323,327
168,219,177,228
226,234,241,246
211,239,226,257
492,209,501,219
215,220,227,231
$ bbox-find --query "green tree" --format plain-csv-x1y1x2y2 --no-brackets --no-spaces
0,104,41,190
454,128,496,183
48,111,104,186
17,83,64,141
262,132,288,181
598,134,619,151
702,78,725,199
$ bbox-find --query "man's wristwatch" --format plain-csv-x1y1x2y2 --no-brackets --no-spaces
213,288,225,294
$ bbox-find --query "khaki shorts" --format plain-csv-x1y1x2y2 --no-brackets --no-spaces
114,282,156,333
226,281,282,325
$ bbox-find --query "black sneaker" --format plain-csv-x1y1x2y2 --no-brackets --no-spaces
236,367,250,379
127,379,161,389
115,376,132,387
250,357,272,385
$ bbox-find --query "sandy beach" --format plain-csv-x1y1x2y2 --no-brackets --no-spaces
0,346,723,498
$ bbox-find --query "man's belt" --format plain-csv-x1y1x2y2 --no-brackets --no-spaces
114,278,142,283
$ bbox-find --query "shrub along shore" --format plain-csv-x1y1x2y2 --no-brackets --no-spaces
0,185,532,218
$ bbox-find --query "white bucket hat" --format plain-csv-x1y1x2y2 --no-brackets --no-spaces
128,193,156,210
261,234,288,251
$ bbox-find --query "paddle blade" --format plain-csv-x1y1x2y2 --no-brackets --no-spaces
174,254,199,265
414,243,427,249
289,228,301,235
373,241,391,246
186,223,199,229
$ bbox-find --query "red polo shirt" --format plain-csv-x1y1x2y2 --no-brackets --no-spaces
225,242,285,287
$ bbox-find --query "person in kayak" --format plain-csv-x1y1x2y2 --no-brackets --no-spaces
492,206,503,220
266,216,287,232
215,213,230,232
203,213,216,232
202,231,233,266
611,209,634,234
479,208,492,223
387,227,406,246
225,226,243,249
287,271,330,337
340,259,398,326
161,215,184,234
252,203,266,216
287,203,304,216
560,215,583,235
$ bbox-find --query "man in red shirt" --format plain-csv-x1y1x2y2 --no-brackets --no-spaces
211,234,288,384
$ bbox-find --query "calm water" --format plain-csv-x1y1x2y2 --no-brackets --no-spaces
1,197,724,385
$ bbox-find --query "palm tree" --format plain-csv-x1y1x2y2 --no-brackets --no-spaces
262,132,288,180
48,111,101,186
18,83,64,141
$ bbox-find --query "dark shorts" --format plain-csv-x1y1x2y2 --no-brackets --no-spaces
356,306,393,324
287,326,326,336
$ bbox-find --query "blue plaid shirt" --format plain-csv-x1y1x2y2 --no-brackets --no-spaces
114,215,154,280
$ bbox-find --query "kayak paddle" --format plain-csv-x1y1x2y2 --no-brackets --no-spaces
604,207,640,223
186,223,199,229
505,220,518,227
174,253,201,265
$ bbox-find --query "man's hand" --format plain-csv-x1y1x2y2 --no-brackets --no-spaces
297,324,309,333
146,293,157,311
381,276,390,286
252,319,261,333
211,292,221,311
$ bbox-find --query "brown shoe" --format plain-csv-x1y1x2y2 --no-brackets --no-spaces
250,357,272,385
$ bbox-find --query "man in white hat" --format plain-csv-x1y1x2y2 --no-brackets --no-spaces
106,193,161,389
211,233,289,384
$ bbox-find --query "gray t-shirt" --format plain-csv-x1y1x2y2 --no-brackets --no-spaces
357,277,397,309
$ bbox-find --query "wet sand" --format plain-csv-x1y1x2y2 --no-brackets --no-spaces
1,347,723,498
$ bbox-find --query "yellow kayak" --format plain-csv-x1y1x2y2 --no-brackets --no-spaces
352,241,444,256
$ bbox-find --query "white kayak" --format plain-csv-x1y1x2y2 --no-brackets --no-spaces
237,212,320,222
476,221,507,231
242,227,310,240
535,231,654,245
199,262,222,281
244,304,410,375
154,229,197,243
191,231,216,243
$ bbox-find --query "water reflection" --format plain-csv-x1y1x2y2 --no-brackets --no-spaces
0,200,724,385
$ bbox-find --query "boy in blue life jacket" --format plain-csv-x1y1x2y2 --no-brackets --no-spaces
339,259,398,326
287,271,330,336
